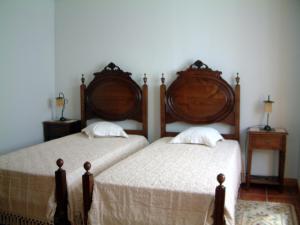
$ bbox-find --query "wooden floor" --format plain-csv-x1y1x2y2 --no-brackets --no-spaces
239,180,300,223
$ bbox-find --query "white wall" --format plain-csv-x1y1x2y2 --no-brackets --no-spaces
0,0,55,154
54,0,300,178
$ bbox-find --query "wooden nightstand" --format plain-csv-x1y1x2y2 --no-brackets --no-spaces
246,127,288,189
43,120,81,141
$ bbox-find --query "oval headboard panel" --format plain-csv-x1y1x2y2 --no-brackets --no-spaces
166,60,235,124
85,63,142,121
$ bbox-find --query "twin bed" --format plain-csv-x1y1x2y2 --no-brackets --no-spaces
0,60,241,225
0,63,148,225
88,138,241,225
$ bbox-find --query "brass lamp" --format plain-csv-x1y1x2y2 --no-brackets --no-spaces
263,95,274,131
56,92,67,121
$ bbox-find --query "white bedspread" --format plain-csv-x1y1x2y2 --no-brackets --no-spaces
0,133,148,224
90,137,242,225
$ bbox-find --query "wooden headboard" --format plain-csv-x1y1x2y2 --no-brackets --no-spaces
160,60,240,141
80,63,148,137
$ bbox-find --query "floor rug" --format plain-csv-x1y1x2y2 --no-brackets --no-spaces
236,200,298,225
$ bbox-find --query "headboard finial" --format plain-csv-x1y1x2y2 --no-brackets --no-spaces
105,62,121,72
143,73,147,84
190,60,210,70
161,73,165,84
235,73,240,85
94,63,132,77
81,74,85,84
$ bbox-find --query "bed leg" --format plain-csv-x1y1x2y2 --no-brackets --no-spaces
54,159,70,225
213,174,226,225
82,162,94,225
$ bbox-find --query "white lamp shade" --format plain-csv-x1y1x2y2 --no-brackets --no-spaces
264,102,272,113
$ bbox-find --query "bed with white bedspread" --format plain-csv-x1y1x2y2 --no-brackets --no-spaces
0,133,148,225
0,62,149,225
89,137,242,225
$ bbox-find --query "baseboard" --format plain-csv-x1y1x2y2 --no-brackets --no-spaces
284,178,298,184
241,178,298,187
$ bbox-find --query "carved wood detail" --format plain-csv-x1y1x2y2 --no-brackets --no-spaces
166,60,234,124
81,63,148,137
161,60,240,141
86,76,142,121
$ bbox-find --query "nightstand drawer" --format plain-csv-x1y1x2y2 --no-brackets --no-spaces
46,125,70,138
250,134,282,149
43,120,81,141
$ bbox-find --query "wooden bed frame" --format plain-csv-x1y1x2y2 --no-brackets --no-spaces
160,60,240,225
54,62,148,225
81,60,240,225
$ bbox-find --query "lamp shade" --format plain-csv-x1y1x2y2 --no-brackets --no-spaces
56,97,64,107
55,92,67,121
264,102,272,113
264,95,274,113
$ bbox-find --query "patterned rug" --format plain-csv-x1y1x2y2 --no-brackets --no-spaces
236,200,299,225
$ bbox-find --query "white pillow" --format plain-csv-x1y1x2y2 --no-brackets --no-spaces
169,127,224,147
82,121,128,138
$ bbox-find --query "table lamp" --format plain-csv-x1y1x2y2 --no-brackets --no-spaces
56,92,67,121
263,95,274,131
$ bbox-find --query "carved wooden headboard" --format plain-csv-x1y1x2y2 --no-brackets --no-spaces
81,63,148,137
160,60,240,141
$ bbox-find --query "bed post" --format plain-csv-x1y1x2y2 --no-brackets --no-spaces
235,73,240,141
54,159,70,225
81,74,87,129
160,73,166,137
142,74,148,138
82,162,94,225
214,174,226,225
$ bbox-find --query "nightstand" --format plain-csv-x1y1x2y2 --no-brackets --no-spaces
246,127,288,189
43,120,81,141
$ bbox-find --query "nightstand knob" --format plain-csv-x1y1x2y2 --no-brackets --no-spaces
217,173,225,185
84,161,91,172
56,158,64,168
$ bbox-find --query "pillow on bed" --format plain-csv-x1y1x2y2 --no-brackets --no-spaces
82,121,128,138
169,127,224,147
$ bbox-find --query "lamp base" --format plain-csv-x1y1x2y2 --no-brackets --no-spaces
59,117,67,121
263,125,272,131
